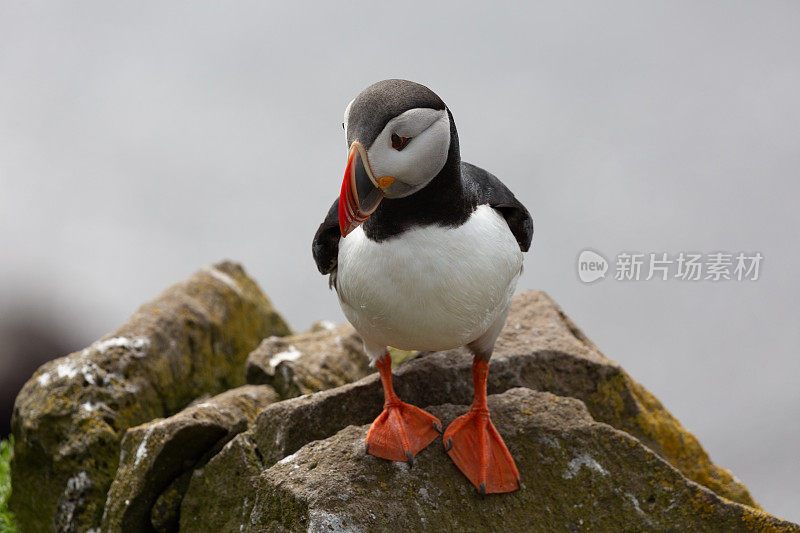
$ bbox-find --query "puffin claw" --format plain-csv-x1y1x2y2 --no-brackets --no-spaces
444,438,453,453
365,441,370,454
406,451,414,469
478,483,486,498
433,421,443,435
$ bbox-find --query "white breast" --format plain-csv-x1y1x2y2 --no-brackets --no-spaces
336,204,523,352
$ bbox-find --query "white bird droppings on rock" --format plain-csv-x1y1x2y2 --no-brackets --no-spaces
56,363,79,380
269,345,302,368
278,452,298,465
626,493,653,525
79,362,101,385
133,425,155,468
92,336,150,356
81,402,99,412
65,471,92,494
563,452,609,479
203,266,243,295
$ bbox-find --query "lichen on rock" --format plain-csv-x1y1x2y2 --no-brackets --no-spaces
230,291,759,509
237,388,800,532
9,261,290,532
180,432,265,532
101,385,278,532
178,291,798,531
9,270,797,531
246,322,374,398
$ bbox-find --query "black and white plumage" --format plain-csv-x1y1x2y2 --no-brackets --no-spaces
312,79,532,361
312,79,533,493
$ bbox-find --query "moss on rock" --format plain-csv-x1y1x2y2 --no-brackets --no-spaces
10,275,785,531
101,385,278,532
246,322,374,398
239,291,757,510
587,371,758,508
180,432,265,532
241,388,797,532
10,262,289,532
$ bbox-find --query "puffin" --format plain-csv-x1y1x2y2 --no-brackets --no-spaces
312,79,533,495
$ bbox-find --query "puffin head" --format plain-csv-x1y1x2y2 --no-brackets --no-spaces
338,79,454,237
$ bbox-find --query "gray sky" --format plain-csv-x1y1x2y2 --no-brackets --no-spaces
1,1,798,521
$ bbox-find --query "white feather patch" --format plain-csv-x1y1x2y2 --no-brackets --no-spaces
336,205,522,353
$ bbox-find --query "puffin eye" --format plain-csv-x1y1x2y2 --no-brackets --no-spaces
341,122,345,131
391,133,411,151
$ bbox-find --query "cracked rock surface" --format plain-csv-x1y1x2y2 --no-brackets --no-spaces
187,388,798,532
246,321,373,398
101,385,278,533
9,272,798,532
244,291,757,507
9,262,290,532
181,291,798,532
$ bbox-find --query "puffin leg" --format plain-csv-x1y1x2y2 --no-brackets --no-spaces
365,351,441,463
444,357,520,494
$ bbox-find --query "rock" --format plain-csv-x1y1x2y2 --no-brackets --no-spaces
178,323,381,532
0,313,80,438
180,432,265,532
241,388,798,532
176,290,787,530
9,261,290,532
246,322,374,398
243,290,756,508
14,268,791,531
101,385,278,533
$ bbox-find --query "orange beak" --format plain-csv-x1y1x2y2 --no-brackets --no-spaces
338,142,394,237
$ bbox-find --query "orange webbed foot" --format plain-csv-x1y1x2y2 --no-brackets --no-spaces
365,401,442,464
444,408,520,494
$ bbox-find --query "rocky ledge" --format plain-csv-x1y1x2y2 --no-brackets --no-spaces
9,262,799,532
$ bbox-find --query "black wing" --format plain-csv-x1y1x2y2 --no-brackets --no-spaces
462,162,533,252
312,198,341,279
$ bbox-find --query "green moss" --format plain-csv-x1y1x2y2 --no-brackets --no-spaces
1,437,18,533
10,262,292,531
